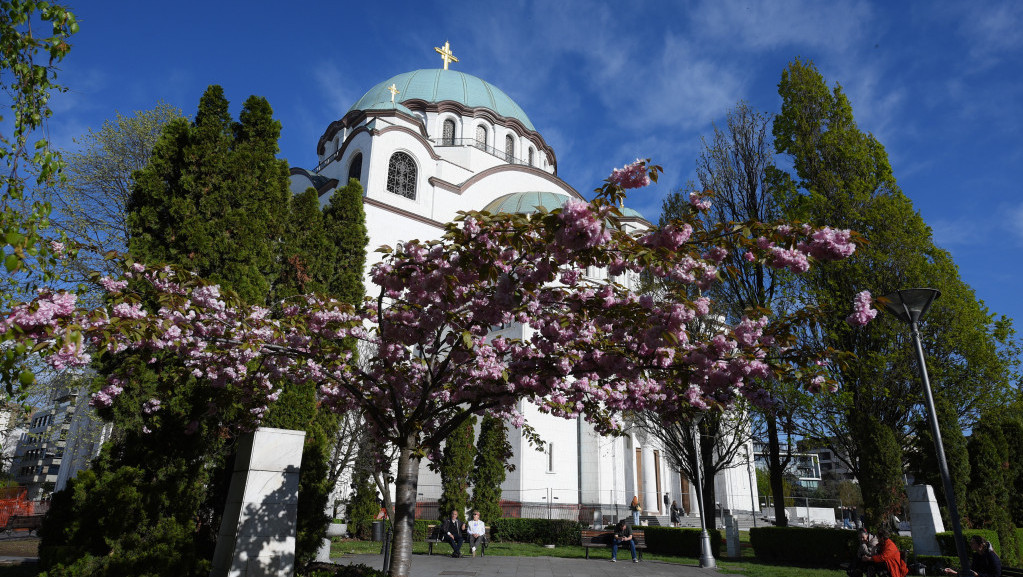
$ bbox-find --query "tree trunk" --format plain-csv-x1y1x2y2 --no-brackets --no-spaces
767,414,788,526
388,444,421,577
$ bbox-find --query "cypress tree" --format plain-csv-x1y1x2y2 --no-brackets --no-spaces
854,416,903,530
438,417,476,521
1000,417,1023,527
40,86,368,572
965,418,1019,565
469,416,513,522
347,444,382,541
906,391,970,528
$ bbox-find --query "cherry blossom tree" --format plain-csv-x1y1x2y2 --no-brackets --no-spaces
0,160,867,577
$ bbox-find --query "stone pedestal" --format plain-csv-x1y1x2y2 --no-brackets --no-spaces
211,427,306,577
908,484,945,557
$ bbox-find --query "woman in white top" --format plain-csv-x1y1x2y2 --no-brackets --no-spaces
466,510,486,557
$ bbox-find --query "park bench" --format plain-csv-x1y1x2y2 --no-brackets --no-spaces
1002,567,1023,577
580,528,646,560
3,514,44,535
424,524,489,556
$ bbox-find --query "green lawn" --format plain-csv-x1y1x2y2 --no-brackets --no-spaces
330,538,848,577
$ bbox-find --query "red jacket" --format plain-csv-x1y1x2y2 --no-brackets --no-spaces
870,538,908,577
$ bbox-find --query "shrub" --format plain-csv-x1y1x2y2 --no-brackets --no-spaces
490,519,582,546
641,526,722,558
749,526,857,565
935,529,1000,556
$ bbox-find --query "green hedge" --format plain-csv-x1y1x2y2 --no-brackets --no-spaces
640,526,722,558
936,529,1000,556
749,527,857,565
490,519,582,546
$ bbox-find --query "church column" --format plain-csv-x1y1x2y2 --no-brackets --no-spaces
642,446,657,516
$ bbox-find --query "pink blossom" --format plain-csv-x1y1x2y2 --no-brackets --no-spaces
743,251,755,262
689,192,711,211
846,290,877,326
49,241,65,257
99,277,129,293
609,160,650,189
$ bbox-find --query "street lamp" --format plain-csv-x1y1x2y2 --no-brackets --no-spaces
880,288,970,576
691,413,716,569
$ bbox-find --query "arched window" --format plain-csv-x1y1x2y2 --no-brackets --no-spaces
505,134,514,162
347,153,363,183
528,148,535,167
442,119,455,146
386,152,417,200
475,124,487,150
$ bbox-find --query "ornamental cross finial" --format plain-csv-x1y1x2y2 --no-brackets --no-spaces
387,83,400,103
434,40,458,70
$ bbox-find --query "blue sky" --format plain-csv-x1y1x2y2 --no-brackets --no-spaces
47,0,1023,341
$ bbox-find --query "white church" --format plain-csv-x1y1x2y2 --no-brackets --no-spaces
290,42,758,524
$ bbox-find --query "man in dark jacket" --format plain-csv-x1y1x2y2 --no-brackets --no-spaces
441,510,464,558
611,519,638,563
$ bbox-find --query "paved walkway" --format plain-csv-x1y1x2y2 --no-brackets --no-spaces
334,554,720,577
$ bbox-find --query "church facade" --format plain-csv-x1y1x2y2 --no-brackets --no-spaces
289,44,758,523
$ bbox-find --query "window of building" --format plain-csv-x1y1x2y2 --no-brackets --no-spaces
475,124,487,150
386,152,417,200
347,153,363,183
528,147,535,167
442,119,455,146
505,134,514,162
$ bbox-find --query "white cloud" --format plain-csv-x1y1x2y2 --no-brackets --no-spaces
688,0,874,54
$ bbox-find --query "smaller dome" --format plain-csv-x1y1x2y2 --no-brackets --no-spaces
620,207,645,219
483,192,571,214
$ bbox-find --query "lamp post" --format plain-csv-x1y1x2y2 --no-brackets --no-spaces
880,288,970,576
691,413,716,569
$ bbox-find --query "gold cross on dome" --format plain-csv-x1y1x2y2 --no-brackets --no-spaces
387,83,400,103
434,40,459,70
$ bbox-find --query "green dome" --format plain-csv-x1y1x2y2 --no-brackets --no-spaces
620,207,645,219
483,192,570,214
350,69,535,132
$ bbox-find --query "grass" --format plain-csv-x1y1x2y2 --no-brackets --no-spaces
330,537,848,577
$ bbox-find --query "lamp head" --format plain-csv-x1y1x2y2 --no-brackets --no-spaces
880,288,941,325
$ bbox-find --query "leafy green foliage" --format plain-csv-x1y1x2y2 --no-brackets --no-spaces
469,415,513,522
0,1,77,284
772,58,1019,523
437,416,476,521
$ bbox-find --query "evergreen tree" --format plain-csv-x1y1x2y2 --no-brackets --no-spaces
40,86,368,572
1000,417,1023,527
854,416,903,530
965,418,1019,565
347,443,382,541
322,178,369,306
438,417,476,521
469,416,513,522
906,390,970,528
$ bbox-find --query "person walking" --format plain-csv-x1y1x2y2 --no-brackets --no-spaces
630,495,641,526
670,500,681,527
